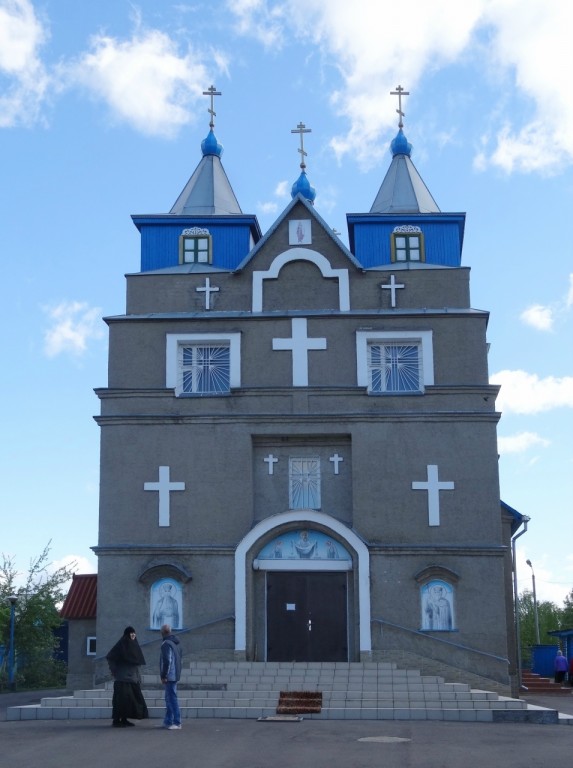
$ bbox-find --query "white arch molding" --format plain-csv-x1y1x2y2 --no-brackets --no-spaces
234,510,371,655
251,248,350,312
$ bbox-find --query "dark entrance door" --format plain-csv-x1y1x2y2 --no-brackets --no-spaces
266,571,348,661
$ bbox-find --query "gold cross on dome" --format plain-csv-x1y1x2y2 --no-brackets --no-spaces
390,84,410,129
203,85,222,129
291,121,312,169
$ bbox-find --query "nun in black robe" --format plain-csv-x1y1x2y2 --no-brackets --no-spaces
106,626,149,727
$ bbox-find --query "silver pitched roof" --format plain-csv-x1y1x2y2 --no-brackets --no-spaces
169,154,242,216
370,153,440,214
370,130,440,214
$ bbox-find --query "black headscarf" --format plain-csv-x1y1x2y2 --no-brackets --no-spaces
106,626,146,666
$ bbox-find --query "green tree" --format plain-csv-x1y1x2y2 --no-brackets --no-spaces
0,543,76,689
560,588,573,630
518,589,563,668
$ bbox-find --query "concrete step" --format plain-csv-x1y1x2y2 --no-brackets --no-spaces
521,672,573,695
5,661,567,724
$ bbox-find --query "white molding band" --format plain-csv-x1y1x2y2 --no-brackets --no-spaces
253,559,352,572
234,509,371,653
252,248,350,312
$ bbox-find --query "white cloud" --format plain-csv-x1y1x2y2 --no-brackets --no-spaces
228,0,573,174
519,276,573,331
65,27,223,137
492,369,573,414
51,554,97,576
258,200,278,214
257,179,291,216
498,431,550,454
516,552,569,605
274,180,290,198
520,304,554,331
43,300,104,358
229,0,286,49
228,0,484,167
481,0,573,173
0,0,50,127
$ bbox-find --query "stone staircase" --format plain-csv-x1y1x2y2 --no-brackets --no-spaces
6,661,569,724
521,671,573,695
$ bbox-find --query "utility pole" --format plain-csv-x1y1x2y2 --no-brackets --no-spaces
526,559,541,644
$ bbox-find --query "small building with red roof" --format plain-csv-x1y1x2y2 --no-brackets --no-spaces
60,574,97,689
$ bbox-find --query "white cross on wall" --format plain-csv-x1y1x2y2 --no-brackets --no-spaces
412,464,455,526
144,466,185,527
196,277,220,310
272,318,327,387
329,453,344,475
264,454,278,475
381,274,405,308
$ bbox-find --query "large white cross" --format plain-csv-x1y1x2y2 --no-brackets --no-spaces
381,274,405,308
330,453,344,475
412,464,454,527
196,277,219,310
272,318,327,386
144,466,185,527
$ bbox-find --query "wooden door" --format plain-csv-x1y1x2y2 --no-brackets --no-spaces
266,572,348,661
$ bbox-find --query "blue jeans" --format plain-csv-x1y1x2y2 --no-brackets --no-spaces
163,681,181,726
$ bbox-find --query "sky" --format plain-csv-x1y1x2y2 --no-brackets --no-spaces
1,0,572,608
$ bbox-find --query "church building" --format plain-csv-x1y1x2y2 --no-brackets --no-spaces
92,86,524,695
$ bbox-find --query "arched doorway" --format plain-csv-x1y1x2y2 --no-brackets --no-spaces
235,510,371,661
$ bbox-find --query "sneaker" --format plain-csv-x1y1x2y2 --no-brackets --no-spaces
167,724,182,730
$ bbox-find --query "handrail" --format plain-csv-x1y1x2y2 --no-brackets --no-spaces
372,617,509,664
95,614,235,662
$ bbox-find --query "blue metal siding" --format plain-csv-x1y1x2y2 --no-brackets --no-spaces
139,221,256,272
351,219,463,268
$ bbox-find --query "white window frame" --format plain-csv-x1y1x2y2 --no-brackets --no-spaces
356,330,434,392
289,457,321,510
166,333,241,396
86,636,97,656
391,225,424,263
179,227,212,264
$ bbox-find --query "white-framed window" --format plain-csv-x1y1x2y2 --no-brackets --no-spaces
391,226,424,262
289,457,321,510
86,636,96,656
166,333,241,396
179,227,211,264
356,331,433,394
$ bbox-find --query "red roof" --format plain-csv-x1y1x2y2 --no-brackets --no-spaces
60,574,97,619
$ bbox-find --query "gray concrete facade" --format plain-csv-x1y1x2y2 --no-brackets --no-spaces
91,170,516,694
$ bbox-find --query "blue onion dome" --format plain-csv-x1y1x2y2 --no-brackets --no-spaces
201,128,223,157
291,170,316,204
391,128,412,157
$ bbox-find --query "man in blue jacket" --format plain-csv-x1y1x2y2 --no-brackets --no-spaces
159,624,183,729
